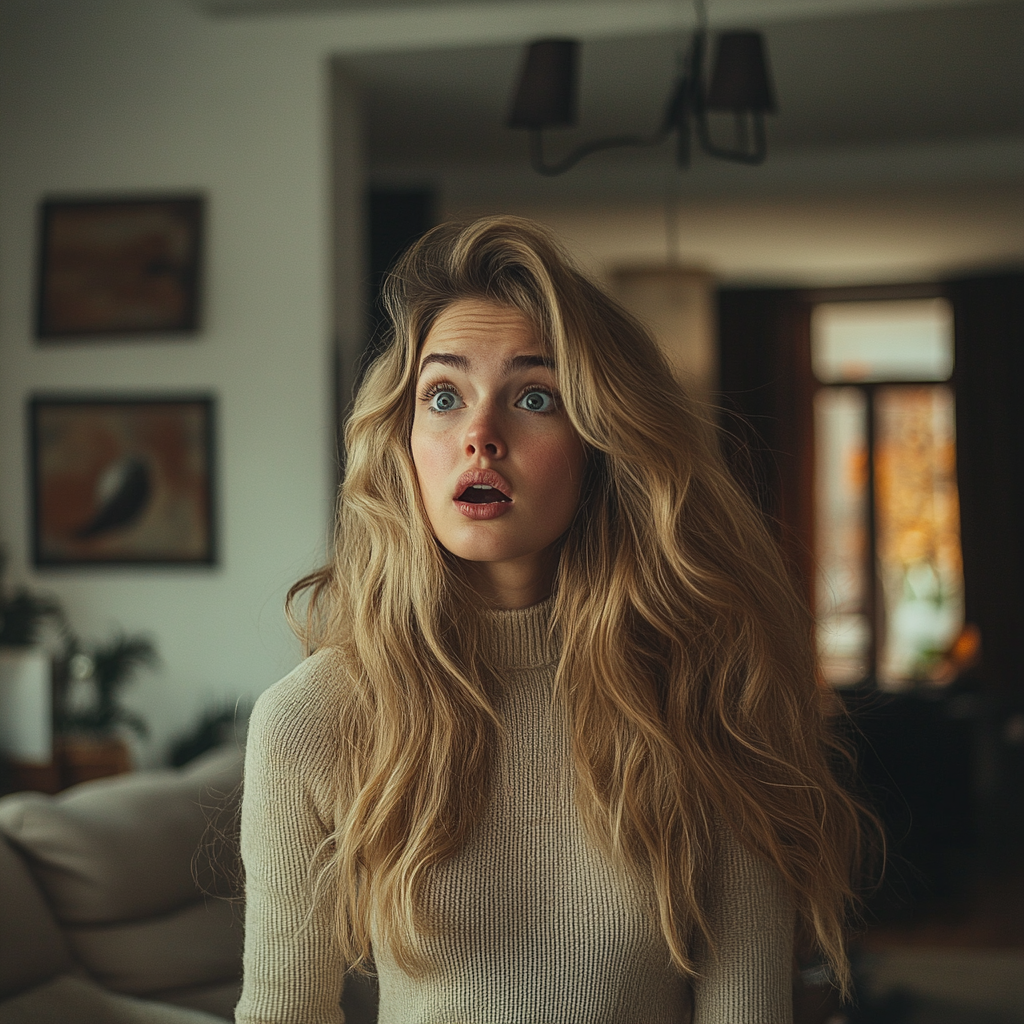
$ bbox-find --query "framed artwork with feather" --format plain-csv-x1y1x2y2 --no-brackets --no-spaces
29,396,216,566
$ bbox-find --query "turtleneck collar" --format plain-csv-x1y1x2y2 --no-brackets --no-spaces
482,595,559,669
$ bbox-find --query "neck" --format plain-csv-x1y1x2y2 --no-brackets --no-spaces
463,549,557,610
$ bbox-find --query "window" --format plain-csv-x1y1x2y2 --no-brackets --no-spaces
812,298,965,689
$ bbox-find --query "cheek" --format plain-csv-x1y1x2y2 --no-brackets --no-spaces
524,432,586,511
410,423,449,506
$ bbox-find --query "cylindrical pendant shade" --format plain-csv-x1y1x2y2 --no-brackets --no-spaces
507,39,579,129
609,267,717,400
706,31,776,113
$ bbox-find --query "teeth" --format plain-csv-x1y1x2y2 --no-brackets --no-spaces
471,484,491,489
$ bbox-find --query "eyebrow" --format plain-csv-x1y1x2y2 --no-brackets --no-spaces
419,353,469,374
417,352,555,376
505,354,555,373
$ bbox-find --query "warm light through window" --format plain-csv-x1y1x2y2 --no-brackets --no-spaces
815,388,869,686
813,299,964,689
875,386,963,684
812,298,953,384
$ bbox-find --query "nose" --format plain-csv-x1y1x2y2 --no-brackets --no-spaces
463,404,507,460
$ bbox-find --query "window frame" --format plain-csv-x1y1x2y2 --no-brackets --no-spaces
806,284,959,688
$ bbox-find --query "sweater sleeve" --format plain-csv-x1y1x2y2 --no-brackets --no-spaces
692,830,795,1024
235,662,346,1024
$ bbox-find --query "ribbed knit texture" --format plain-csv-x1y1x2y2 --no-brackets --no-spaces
236,599,794,1024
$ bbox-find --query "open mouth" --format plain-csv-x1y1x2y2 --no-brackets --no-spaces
457,484,511,504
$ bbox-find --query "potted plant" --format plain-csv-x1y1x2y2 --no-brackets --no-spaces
168,699,249,767
57,632,157,784
0,547,66,647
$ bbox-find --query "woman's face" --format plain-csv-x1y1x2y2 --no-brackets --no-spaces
410,298,586,608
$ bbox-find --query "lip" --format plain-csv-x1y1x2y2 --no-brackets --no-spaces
452,469,513,501
453,468,513,520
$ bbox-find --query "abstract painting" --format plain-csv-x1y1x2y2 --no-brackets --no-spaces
35,196,203,338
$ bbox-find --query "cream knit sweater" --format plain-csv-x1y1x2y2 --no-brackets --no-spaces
236,600,794,1024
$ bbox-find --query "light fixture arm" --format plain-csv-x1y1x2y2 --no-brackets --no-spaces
528,109,676,177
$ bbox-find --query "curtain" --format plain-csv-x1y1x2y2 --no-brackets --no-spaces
716,288,816,604
947,272,1024,706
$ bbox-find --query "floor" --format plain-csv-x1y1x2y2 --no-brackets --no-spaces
804,854,1024,1024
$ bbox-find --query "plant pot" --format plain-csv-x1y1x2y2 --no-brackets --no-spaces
57,735,132,786
0,646,52,764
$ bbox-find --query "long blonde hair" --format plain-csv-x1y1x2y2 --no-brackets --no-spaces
290,215,872,995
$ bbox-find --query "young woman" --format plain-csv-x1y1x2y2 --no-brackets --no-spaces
236,217,870,1024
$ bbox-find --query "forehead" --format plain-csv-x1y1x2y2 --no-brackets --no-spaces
419,299,542,363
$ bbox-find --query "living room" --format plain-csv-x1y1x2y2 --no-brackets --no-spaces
1,1,1022,1022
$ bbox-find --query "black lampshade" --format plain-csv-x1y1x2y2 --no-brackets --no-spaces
507,39,579,129
706,31,776,113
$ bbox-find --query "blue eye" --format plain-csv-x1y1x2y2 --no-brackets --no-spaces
517,390,555,413
428,389,462,412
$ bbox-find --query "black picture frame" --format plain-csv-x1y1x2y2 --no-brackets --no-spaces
29,395,217,567
35,195,204,339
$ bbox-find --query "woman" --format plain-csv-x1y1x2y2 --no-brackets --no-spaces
236,217,870,1024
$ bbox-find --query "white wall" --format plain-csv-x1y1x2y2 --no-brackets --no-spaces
448,185,1024,287
0,0,363,764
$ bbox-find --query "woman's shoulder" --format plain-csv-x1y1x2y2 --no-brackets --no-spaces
248,647,351,769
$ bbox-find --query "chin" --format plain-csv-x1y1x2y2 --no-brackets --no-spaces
435,529,527,566
446,542,523,565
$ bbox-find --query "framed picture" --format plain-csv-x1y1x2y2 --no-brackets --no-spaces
29,396,216,567
35,195,204,338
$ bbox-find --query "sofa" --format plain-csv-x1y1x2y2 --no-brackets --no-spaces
0,743,380,1024
0,745,246,1023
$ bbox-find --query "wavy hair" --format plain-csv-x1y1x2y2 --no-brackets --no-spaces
289,215,873,996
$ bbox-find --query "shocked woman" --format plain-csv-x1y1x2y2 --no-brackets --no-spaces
236,216,871,1024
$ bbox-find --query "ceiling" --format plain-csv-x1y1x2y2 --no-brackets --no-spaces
199,0,1024,281
199,0,1024,187
202,0,1012,20
341,1,1024,169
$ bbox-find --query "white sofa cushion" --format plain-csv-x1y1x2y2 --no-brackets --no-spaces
0,747,243,924
0,746,244,1018
0,975,228,1024
66,898,242,996
153,981,242,1021
0,834,75,1000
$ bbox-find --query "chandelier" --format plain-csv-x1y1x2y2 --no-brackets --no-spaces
506,2,776,176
